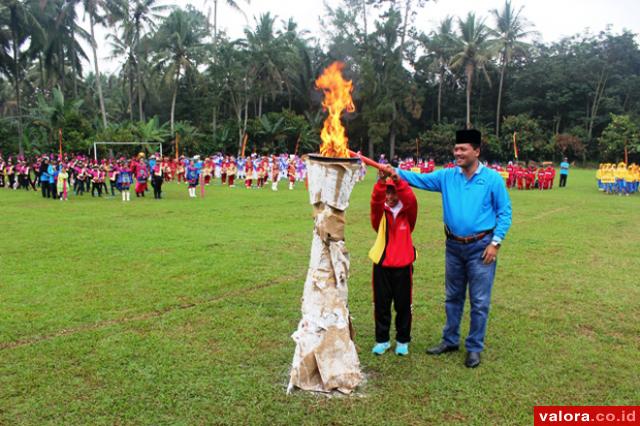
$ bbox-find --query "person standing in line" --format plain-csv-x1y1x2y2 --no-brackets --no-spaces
39,157,50,197
6,158,15,189
0,155,5,188
152,160,164,199
386,129,512,368
271,155,280,191
108,162,118,196
48,159,58,199
245,157,254,189
117,161,133,202
134,157,149,198
237,156,246,181
186,159,200,198
227,158,237,188
57,165,69,201
91,166,102,197
287,158,296,190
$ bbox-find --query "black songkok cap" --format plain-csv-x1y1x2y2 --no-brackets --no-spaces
456,129,482,149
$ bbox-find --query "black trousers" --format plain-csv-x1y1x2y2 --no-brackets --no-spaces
152,176,163,199
373,263,413,344
559,174,567,187
19,175,29,190
41,180,49,197
75,180,84,195
91,182,102,197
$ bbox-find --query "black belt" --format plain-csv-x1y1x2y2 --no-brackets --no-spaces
445,226,493,244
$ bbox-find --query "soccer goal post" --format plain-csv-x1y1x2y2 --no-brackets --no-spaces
93,141,163,162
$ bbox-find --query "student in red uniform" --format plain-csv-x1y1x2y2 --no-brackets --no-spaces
525,167,536,190
221,157,228,185
516,166,525,190
545,166,554,189
537,167,546,190
227,159,237,187
270,155,279,191
287,159,296,190
506,162,515,188
369,170,418,356
176,157,185,183
245,158,253,188
256,160,266,188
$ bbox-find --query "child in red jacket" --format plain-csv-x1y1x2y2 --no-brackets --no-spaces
369,172,418,356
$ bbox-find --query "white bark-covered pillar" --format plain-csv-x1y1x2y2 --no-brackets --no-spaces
288,155,362,394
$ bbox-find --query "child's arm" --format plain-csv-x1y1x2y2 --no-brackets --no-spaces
370,179,387,231
395,178,418,231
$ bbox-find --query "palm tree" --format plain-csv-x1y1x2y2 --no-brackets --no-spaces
421,16,455,124
107,30,136,121
204,0,250,44
82,0,109,128
4,0,43,155
153,6,208,136
53,0,90,98
135,115,170,142
31,86,83,145
490,1,536,137
131,0,169,121
244,13,286,118
278,17,313,110
451,13,494,129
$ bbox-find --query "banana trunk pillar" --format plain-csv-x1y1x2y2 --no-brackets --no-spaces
288,155,362,394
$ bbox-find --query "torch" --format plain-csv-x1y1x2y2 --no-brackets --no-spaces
347,149,386,171
288,62,362,394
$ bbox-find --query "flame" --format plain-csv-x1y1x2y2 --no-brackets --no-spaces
315,62,355,158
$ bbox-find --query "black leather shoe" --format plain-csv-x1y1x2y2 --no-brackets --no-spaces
465,352,481,368
425,342,459,355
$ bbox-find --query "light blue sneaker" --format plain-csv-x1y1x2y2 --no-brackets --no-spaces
372,341,391,355
395,342,409,356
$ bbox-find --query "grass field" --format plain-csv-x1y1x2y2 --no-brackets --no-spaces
1,168,638,425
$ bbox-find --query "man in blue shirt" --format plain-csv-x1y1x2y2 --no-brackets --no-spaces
559,157,569,187
383,129,512,368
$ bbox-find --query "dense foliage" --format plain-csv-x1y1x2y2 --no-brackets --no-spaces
1,0,639,162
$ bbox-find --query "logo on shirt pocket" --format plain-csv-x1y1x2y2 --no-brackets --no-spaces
476,178,486,185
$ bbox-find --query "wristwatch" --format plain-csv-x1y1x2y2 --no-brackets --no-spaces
491,241,501,248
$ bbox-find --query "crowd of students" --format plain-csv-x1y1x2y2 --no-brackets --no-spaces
5,151,613,200
0,152,368,201
394,156,564,191
596,162,640,195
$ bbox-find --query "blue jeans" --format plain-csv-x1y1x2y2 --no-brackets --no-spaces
442,234,496,353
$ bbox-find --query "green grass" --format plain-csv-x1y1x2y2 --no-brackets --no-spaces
1,169,639,425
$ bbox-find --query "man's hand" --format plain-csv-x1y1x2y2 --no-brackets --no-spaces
482,244,499,264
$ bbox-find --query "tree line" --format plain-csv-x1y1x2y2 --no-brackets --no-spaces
1,0,639,163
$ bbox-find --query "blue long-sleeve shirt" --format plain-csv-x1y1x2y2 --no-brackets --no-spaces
396,164,512,243
47,165,56,183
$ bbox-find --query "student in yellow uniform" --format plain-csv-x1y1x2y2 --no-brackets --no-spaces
614,162,627,194
596,163,604,191
625,164,637,195
601,164,616,194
